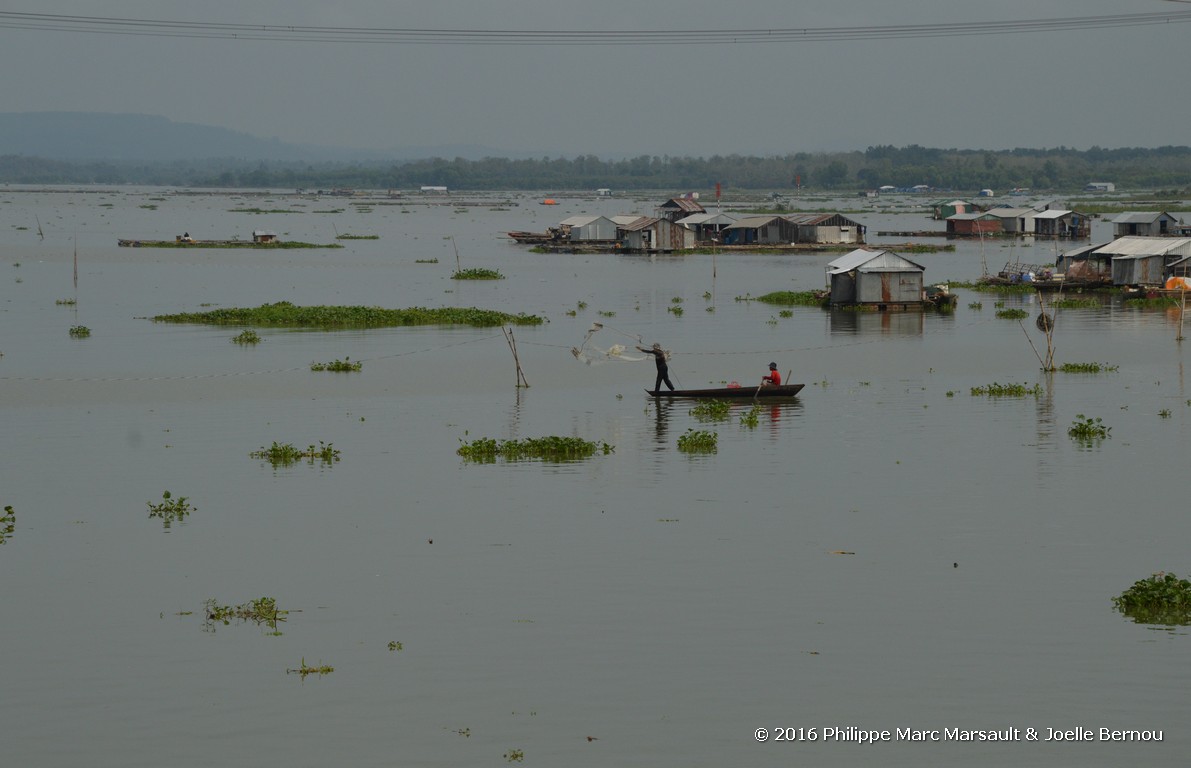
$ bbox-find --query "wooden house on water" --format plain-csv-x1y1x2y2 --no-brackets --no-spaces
252,230,278,243
721,215,799,245
1110,212,1179,238
1100,237,1191,286
676,212,738,242
946,212,1001,236
786,213,866,244
616,217,696,252
558,215,618,242
826,249,925,308
1033,209,1092,239
1056,243,1112,283
657,197,705,223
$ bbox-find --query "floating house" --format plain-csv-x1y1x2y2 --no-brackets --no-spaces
252,230,278,243
985,207,1037,235
676,212,738,242
721,215,798,246
657,197,705,223
932,200,979,220
786,213,866,244
558,215,618,242
1056,243,1112,283
826,248,925,307
1109,212,1179,238
1100,237,1191,286
1033,209,1092,239
1084,182,1115,192
616,217,696,252
946,212,1001,236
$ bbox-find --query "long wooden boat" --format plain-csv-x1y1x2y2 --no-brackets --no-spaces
646,383,804,399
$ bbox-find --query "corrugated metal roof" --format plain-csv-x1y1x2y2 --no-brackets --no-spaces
619,216,661,232
947,212,995,221
1034,210,1073,220
826,248,924,275
610,215,645,226
676,212,738,226
1100,236,1191,258
986,207,1035,218
1110,211,1173,224
1061,244,1105,260
661,198,705,213
723,215,786,230
558,215,601,227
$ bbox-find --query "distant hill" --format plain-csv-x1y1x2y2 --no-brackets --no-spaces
0,112,531,163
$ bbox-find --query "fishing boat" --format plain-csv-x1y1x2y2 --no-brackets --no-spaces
646,384,804,399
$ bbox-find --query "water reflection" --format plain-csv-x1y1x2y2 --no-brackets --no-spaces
829,309,924,335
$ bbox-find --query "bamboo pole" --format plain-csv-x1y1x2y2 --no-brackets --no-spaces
503,327,529,388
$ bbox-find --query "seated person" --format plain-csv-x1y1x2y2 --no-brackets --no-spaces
762,362,781,386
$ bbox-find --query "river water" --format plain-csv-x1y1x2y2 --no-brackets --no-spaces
1,187,1188,767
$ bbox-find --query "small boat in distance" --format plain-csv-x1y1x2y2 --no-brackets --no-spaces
646,384,804,399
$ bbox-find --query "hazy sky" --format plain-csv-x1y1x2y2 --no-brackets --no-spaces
2,1,1189,157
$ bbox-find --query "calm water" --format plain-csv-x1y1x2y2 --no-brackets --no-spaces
2,188,1189,767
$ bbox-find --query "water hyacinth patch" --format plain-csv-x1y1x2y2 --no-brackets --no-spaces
970,382,1042,397
451,268,504,280
154,301,541,328
231,329,261,345
456,436,613,462
250,441,341,466
1112,572,1191,625
689,400,731,421
310,357,362,372
677,429,717,453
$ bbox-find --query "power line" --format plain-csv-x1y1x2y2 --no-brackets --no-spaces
1,10,1189,46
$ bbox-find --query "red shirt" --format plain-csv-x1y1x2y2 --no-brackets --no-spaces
764,369,781,385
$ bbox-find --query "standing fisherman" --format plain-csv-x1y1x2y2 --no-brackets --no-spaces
637,342,675,394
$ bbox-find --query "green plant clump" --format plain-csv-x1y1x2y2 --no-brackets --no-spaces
994,308,1029,320
147,491,194,527
1068,414,1110,442
203,596,288,634
451,268,504,280
677,429,718,453
55,298,77,306
740,404,762,428
310,357,362,372
336,233,380,240
1,505,14,545
250,441,341,466
970,382,1042,397
752,291,826,307
231,329,262,345
154,301,541,328
456,436,613,462
1051,297,1101,309
1059,362,1118,373
288,658,334,678
1112,572,1191,625
690,400,731,421
69,325,91,337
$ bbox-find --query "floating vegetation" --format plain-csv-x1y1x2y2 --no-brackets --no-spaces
227,207,302,214
668,305,684,316
154,301,542,328
1160,408,1172,419
231,329,262,345
1059,362,1118,373
0,505,14,545
55,298,77,306
387,641,403,652
994,308,1029,319
287,658,334,678
503,748,525,763
751,290,825,307
139,204,157,210
740,404,762,428
451,268,504,280
335,233,379,240
677,429,718,453
1051,297,1101,309
310,357,362,372
951,281,1035,294
414,258,439,264
967,301,983,310
689,400,731,421
576,301,588,310
69,325,91,337
250,441,341,466
670,296,684,304
779,309,793,318
598,310,616,317
1068,414,1110,443
1112,572,1191,625
147,491,194,527
970,382,1042,397
1123,296,1179,309
204,596,288,634
457,436,613,462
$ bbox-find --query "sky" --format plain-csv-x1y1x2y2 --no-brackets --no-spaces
1,0,1189,158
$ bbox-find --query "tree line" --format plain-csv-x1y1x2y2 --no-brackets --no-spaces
2,145,1189,192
